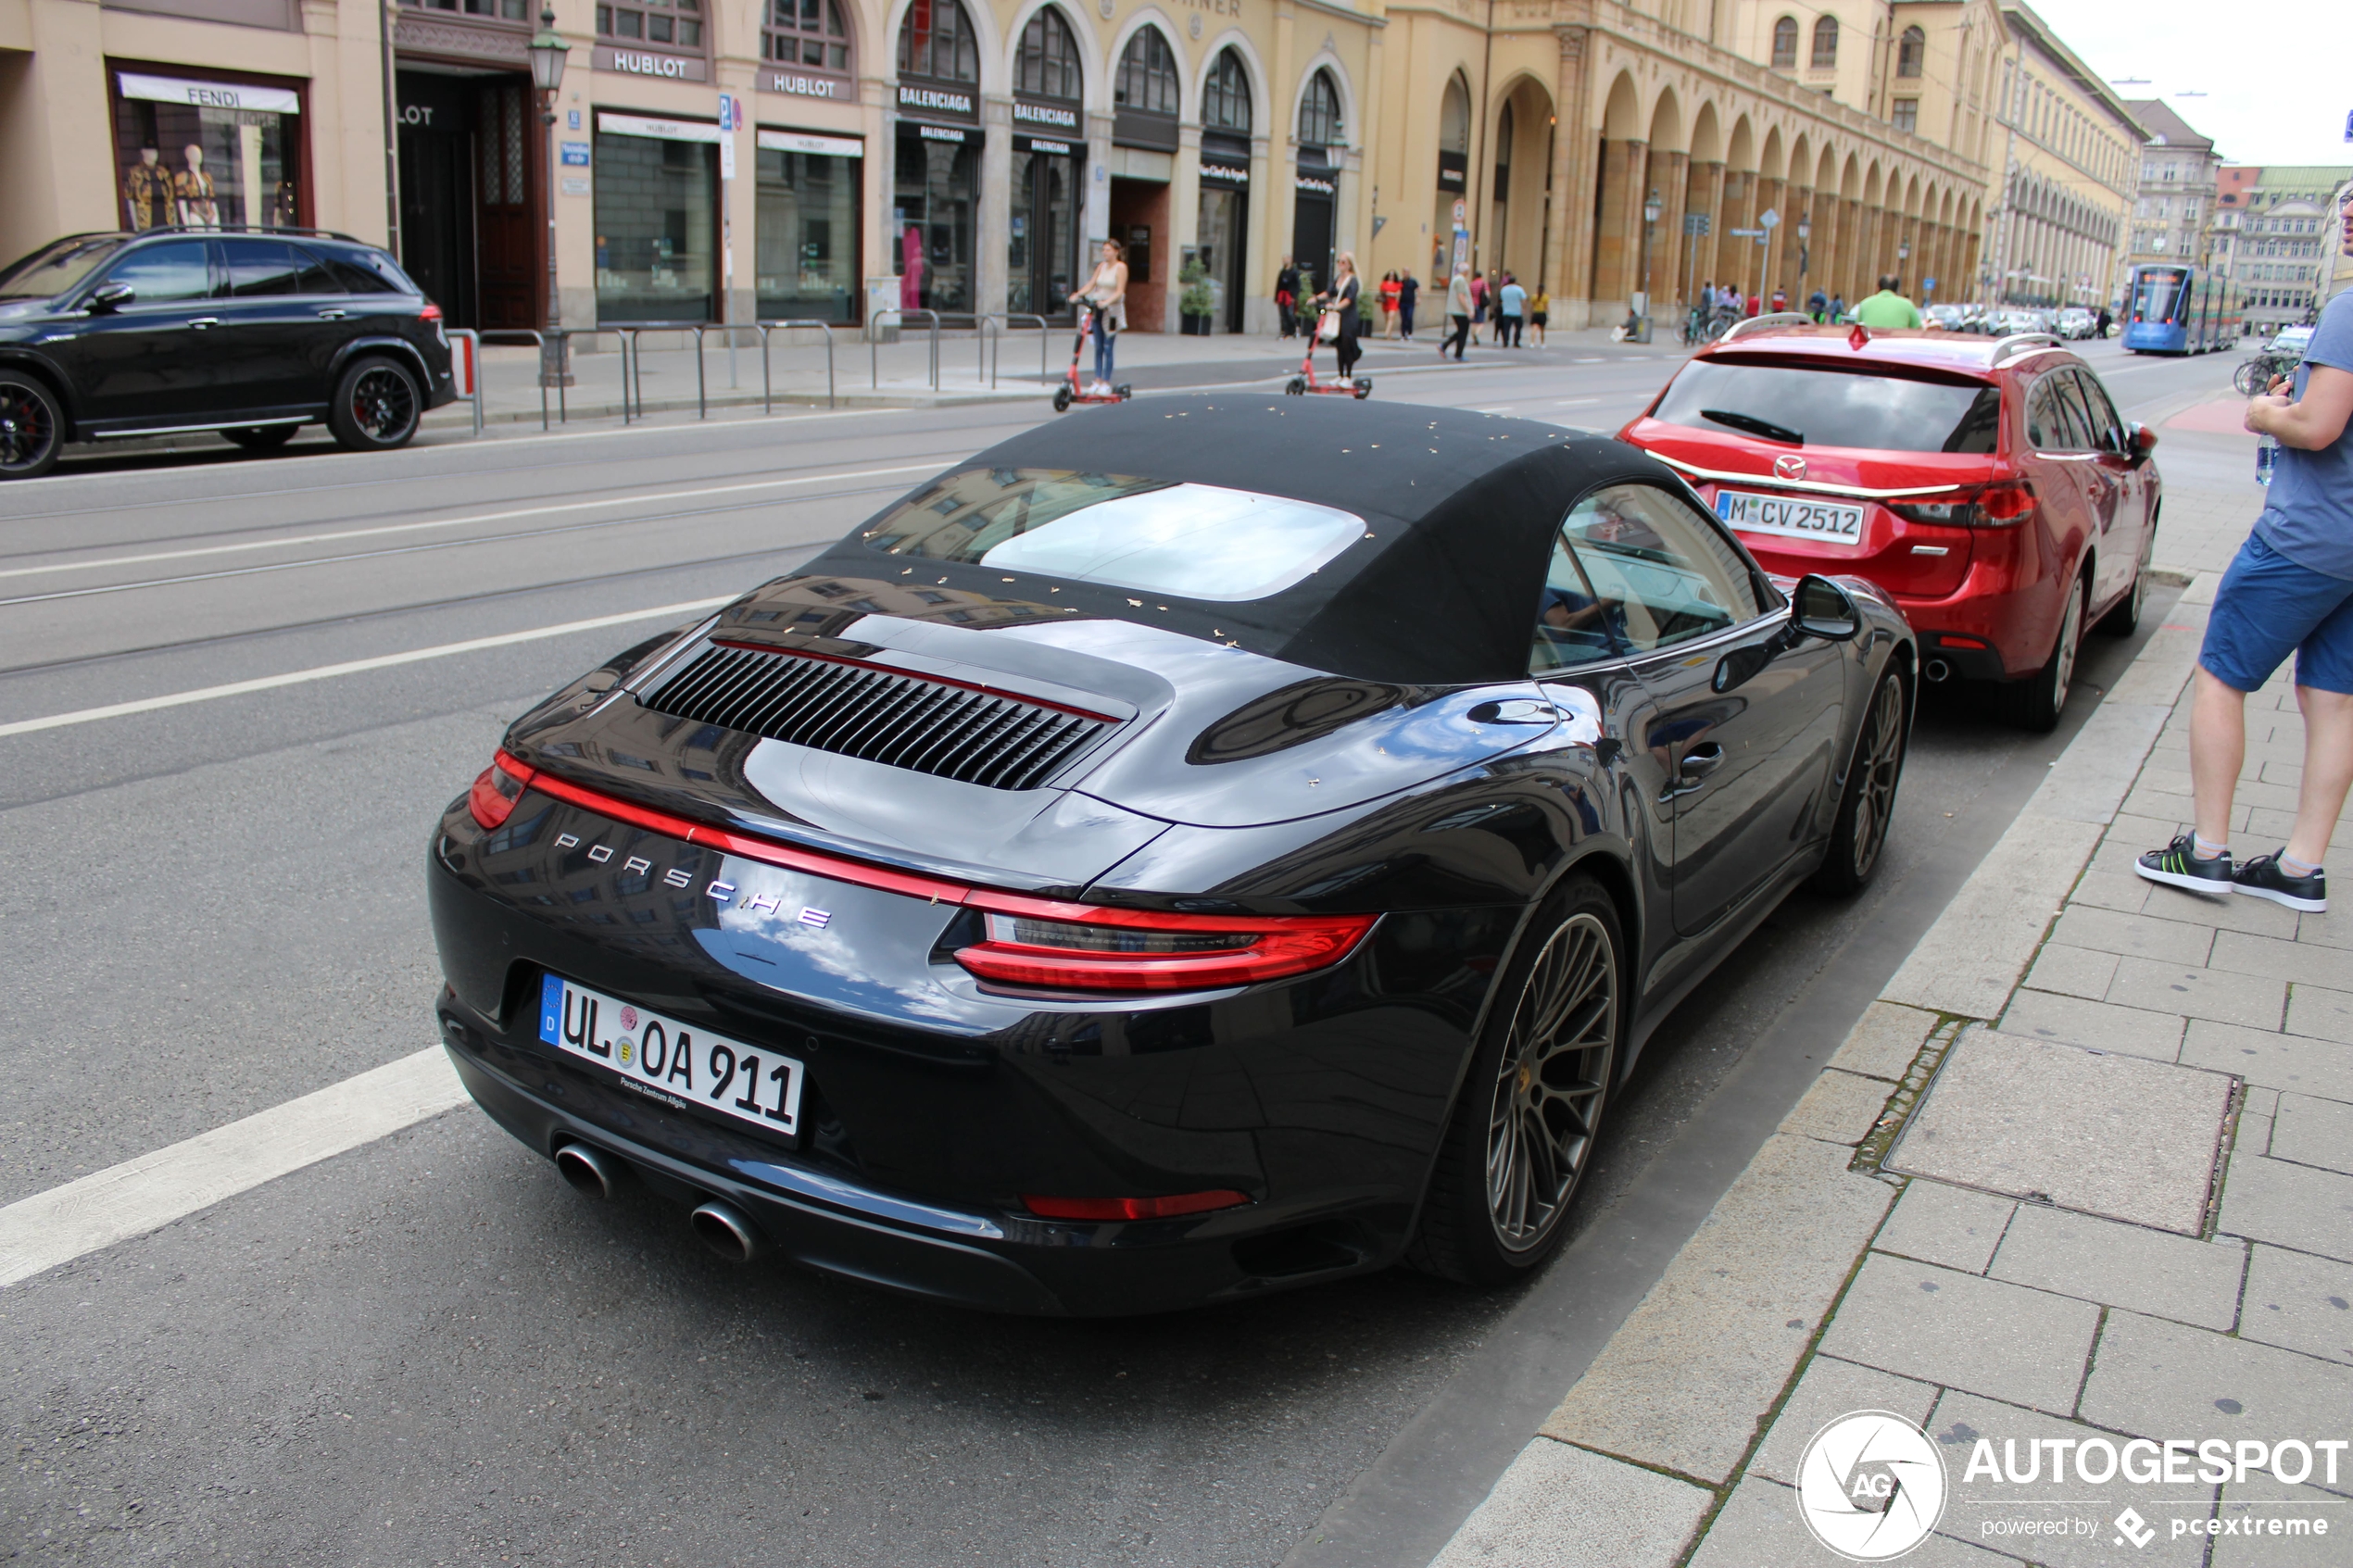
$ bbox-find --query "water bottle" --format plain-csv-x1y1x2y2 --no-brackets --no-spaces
2256,433,2279,487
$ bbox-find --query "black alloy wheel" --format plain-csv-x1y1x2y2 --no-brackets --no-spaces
1809,666,1909,896
327,356,422,452
1408,875,1620,1285
0,373,64,480
223,424,299,450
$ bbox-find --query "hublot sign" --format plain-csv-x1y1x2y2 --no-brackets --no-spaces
765,70,849,99
596,46,711,82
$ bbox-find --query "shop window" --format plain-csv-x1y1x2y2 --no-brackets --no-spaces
1114,28,1178,116
594,130,718,323
1770,16,1797,68
1297,69,1341,148
597,0,702,50
112,78,301,232
756,139,860,323
1897,25,1925,77
1892,98,1918,134
898,0,978,83
1203,49,1252,133
1810,16,1837,69
1016,7,1082,101
764,0,850,72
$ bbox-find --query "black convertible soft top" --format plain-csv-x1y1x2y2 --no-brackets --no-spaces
796,395,1681,685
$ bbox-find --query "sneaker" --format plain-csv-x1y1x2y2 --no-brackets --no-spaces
2134,834,2234,897
2233,852,2326,912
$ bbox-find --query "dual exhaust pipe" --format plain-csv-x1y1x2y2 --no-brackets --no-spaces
552,1140,761,1262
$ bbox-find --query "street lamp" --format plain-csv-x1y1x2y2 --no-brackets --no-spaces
529,7,572,387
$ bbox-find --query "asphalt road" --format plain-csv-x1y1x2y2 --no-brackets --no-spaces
0,333,2239,1566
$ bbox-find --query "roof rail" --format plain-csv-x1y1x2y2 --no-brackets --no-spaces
1718,311,1818,342
1989,332,2063,365
127,224,367,243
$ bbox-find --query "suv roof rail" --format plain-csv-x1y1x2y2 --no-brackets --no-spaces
1989,332,2063,365
124,224,368,243
1718,311,1818,342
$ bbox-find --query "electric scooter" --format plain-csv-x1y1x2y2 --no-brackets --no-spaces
1051,302,1132,412
1284,307,1373,399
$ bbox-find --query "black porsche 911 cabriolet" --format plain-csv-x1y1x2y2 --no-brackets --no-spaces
427,395,1914,1316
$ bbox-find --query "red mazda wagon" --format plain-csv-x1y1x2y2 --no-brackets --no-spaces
1618,320,2160,730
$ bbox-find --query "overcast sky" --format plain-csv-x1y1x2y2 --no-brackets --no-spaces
2024,0,2351,169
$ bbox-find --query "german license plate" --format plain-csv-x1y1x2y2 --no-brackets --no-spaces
538,974,803,1136
1715,488,1865,545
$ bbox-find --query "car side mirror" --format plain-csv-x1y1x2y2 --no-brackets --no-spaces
86,282,135,313
2126,421,2158,466
1792,574,1862,642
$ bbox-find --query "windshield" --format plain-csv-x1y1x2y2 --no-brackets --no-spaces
2271,328,2312,353
2132,268,2185,323
861,468,1366,603
1653,359,2002,454
0,236,127,302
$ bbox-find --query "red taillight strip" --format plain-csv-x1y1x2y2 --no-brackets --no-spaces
502,750,1369,943
708,639,1118,722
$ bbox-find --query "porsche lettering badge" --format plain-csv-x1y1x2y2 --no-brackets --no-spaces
552,833,836,927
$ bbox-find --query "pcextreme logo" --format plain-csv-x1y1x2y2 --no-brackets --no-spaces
1796,1411,1948,1561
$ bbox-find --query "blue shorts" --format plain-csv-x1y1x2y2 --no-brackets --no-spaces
2200,533,2353,694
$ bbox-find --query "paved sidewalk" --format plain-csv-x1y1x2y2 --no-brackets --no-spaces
1433,487,2353,1564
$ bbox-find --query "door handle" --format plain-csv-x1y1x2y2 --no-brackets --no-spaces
1680,744,1726,779
187,317,219,330
316,308,347,320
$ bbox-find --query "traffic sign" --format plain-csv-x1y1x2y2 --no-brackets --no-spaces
1924,277,1936,292
1728,227,1765,237
1759,208,1780,229
1684,213,1711,235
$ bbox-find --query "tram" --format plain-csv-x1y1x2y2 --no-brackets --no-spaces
2121,264,2242,354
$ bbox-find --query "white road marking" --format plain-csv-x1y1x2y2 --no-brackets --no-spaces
1554,396,1604,406
0,462,945,583
0,595,732,738
0,1047,465,1287
1576,357,1607,363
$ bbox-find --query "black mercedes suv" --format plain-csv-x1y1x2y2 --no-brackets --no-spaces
0,227,459,479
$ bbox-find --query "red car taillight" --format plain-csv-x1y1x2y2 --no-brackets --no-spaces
1021,1191,1252,1222
1888,480,2036,529
954,905,1377,993
468,748,536,829
420,302,444,321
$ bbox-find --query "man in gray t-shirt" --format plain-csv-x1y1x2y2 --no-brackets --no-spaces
2135,186,2353,914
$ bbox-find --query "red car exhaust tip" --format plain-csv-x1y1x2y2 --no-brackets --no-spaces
1021,1191,1252,1222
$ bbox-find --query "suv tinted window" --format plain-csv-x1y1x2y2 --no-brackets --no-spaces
222,238,337,296
1654,359,2002,454
1532,483,1763,671
323,248,418,295
102,241,213,304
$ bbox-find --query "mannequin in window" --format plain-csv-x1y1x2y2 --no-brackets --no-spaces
123,145,171,232
175,145,219,229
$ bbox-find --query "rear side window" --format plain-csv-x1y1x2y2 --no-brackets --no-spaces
222,238,337,296
324,248,418,295
2070,371,2127,454
2026,377,2093,452
1653,359,2002,454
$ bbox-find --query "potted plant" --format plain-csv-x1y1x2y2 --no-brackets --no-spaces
1179,259,1216,336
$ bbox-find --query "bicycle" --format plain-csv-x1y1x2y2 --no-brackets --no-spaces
2233,351,2297,397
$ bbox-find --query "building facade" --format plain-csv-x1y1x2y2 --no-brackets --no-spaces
1976,2,2136,310
2208,165,2352,337
2117,97,2217,295
11,0,2085,338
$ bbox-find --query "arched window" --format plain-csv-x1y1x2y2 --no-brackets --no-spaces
1114,27,1178,116
898,0,977,82
1202,48,1252,133
1297,68,1341,147
1896,25,1925,78
598,0,703,53
1440,73,1470,153
1810,15,1838,69
1770,16,1798,68
766,0,850,72
1016,6,1082,100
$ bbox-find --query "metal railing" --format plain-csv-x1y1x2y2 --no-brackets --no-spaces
981,313,1052,387
753,320,837,412
473,327,571,429
611,322,715,422
869,307,941,391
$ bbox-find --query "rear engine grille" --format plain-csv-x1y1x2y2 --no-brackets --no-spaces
642,644,1112,792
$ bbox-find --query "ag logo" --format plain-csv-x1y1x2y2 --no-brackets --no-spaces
1795,1411,1947,1561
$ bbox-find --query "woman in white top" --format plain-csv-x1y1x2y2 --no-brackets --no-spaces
1310,251,1364,379
1068,239,1129,395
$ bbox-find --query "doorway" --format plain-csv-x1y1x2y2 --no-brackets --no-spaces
393,68,538,331
1009,141,1078,320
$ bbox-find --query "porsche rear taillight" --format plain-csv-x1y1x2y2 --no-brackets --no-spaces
954,905,1377,993
468,748,536,829
1021,1191,1251,1222
1888,480,2036,530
